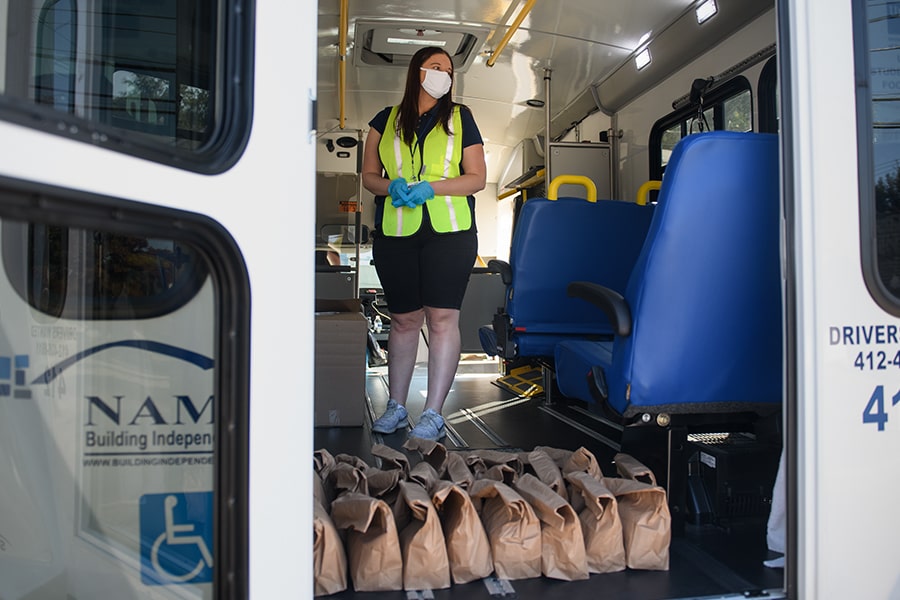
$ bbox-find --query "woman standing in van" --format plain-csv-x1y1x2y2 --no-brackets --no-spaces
361,46,486,441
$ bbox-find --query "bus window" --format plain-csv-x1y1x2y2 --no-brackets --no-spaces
724,91,753,132
2,224,208,320
661,122,683,169
758,56,779,134
0,1,251,173
649,77,753,180
857,1,900,314
33,0,76,112
0,177,249,597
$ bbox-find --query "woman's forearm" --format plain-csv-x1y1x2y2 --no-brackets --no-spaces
427,172,486,197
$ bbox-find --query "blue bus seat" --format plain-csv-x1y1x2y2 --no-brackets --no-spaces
480,196,655,360
554,131,782,418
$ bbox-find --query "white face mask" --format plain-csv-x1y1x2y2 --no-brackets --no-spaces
420,68,452,99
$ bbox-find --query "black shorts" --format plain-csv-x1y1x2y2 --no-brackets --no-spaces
373,225,478,314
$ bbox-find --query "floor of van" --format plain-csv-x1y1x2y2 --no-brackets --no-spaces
314,358,786,600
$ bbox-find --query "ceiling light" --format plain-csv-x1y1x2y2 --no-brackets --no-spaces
386,37,447,46
696,0,718,24
526,98,544,108
635,48,651,71
638,31,652,46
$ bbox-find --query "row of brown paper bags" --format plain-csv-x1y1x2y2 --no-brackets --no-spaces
313,440,671,596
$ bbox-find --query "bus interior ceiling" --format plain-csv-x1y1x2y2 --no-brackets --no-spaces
315,0,783,598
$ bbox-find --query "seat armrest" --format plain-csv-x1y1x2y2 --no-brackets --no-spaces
487,259,513,286
567,281,632,336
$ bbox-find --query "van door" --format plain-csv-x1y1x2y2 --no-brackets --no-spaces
0,1,318,598
784,0,900,596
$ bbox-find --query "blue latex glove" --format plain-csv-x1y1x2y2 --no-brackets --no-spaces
388,177,410,207
407,181,435,206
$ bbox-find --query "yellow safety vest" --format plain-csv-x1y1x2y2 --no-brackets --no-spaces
378,105,472,237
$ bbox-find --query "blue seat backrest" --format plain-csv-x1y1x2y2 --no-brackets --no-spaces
608,131,781,414
507,197,654,337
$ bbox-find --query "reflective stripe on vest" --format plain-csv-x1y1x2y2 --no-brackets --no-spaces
378,105,471,236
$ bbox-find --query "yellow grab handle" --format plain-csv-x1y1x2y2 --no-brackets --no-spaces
637,180,661,206
547,175,597,202
499,168,546,202
497,187,519,201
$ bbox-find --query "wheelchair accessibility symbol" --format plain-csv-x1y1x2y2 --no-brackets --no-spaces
140,492,213,585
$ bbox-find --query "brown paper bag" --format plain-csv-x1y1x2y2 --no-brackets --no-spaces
335,453,369,470
403,437,448,475
431,480,494,584
459,451,487,477
314,470,328,509
314,448,337,506
408,461,440,492
330,492,404,591
328,460,369,496
603,477,671,571
563,447,605,479
393,481,451,590
365,467,402,505
566,471,626,574
514,474,588,581
444,451,475,490
314,448,336,476
614,452,657,485
371,443,410,477
533,445,573,466
313,500,348,596
480,462,518,485
534,445,604,480
525,448,568,502
468,449,524,476
469,479,541,580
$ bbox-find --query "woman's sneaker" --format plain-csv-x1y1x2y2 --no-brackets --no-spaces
371,399,408,434
409,408,446,441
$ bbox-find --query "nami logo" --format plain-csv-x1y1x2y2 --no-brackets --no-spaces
28,340,217,466
0,354,33,399
32,340,214,387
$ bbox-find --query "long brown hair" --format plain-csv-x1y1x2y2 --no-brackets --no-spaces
395,46,456,147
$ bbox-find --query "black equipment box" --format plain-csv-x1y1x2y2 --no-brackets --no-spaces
686,432,781,527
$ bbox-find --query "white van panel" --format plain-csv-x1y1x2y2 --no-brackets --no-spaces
0,1,319,597
788,0,900,597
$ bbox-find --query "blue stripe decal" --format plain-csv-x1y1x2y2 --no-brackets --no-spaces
31,340,214,384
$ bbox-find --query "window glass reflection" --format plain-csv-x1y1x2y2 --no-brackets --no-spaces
0,217,216,598
866,1,900,295
7,1,218,152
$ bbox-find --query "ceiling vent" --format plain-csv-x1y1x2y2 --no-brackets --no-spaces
353,20,488,72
